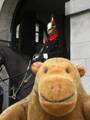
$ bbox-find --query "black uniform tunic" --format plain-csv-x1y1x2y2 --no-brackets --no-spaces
39,35,68,61
32,33,68,63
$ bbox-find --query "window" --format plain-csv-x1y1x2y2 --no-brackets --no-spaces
35,23,39,42
35,23,47,44
16,24,20,39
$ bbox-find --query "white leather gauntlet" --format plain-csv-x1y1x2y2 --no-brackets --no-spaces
43,53,48,59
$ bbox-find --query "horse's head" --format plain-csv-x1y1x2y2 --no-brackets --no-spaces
0,55,5,66
0,43,35,105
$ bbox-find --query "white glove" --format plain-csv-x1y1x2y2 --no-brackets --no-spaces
43,53,48,59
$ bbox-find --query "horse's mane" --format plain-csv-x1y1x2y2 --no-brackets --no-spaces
4,44,31,61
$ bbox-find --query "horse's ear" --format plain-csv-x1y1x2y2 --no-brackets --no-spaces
76,65,85,77
31,62,43,74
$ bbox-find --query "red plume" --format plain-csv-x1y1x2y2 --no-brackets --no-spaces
51,14,58,34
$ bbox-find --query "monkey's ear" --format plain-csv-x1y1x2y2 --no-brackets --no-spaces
76,65,85,77
31,62,43,74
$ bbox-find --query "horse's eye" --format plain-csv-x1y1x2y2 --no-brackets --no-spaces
66,69,70,73
44,69,48,73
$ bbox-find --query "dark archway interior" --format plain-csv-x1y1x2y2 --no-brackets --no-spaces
9,0,70,105
11,0,70,59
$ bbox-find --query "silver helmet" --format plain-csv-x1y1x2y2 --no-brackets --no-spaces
47,22,56,31
47,22,56,35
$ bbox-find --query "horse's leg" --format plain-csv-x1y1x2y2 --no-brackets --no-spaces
0,85,3,113
0,94,3,113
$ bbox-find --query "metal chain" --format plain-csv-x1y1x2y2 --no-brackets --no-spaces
11,60,31,99
0,60,32,100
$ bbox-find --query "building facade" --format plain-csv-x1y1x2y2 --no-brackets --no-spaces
0,0,90,109
65,0,90,94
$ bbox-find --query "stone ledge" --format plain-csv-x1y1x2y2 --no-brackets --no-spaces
65,0,90,16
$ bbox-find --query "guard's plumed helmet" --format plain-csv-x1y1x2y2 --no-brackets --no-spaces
47,22,56,31
47,14,58,35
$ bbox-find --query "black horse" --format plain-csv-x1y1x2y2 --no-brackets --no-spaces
0,43,35,104
0,85,3,113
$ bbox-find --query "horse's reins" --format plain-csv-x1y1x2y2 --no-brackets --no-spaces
0,60,34,99
12,60,32,99
0,67,30,82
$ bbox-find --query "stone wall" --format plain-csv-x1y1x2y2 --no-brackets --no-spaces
0,0,19,43
65,0,90,94
0,0,19,110
0,0,5,12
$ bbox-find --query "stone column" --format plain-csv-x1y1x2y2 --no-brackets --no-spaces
0,0,19,45
0,0,19,110
65,0,90,94
0,0,5,12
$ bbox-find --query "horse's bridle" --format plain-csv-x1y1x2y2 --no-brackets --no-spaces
0,60,34,100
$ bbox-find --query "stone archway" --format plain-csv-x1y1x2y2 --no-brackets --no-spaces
0,0,19,45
